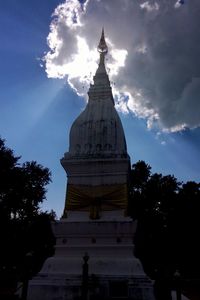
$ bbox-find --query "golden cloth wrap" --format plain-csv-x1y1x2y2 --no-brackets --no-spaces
63,183,128,219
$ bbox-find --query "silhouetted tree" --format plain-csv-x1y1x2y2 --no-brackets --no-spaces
129,160,200,300
0,137,55,299
176,182,200,276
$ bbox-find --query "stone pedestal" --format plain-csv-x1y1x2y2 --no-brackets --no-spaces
28,212,155,300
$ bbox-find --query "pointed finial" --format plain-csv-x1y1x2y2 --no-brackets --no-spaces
97,28,108,54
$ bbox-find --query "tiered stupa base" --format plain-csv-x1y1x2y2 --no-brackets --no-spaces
27,211,155,300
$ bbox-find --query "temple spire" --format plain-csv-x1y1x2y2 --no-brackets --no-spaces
97,28,108,54
96,28,108,73
88,28,114,104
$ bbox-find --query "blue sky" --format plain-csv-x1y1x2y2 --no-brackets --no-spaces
0,0,200,218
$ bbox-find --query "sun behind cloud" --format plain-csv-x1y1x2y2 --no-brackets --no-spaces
44,0,200,133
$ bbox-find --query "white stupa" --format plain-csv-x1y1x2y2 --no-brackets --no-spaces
27,30,155,300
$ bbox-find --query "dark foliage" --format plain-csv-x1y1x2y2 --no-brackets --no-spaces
0,137,56,299
129,160,200,300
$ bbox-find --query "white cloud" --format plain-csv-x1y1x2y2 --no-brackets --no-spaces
44,0,200,132
140,1,159,12
174,1,181,9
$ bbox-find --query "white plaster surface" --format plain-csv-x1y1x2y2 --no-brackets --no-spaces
63,210,133,222
28,218,155,300
60,39,130,188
